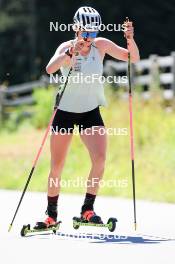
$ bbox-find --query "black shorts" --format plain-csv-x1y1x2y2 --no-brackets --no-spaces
51,107,105,134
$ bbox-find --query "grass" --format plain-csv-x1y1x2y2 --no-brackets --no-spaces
0,88,175,203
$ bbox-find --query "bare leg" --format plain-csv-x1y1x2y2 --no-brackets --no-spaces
48,133,73,197
80,126,107,195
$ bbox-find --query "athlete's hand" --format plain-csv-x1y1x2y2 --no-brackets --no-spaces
123,19,134,40
70,40,85,55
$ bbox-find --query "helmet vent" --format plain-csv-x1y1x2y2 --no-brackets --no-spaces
77,11,80,22
86,16,90,25
91,16,95,23
82,14,86,26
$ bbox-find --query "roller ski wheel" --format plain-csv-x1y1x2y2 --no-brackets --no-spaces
73,217,81,229
20,217,61,237
21,224,31,237
107,217,118,232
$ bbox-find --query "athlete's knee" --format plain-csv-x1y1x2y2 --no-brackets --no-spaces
92,152,106,168
50,159,65,176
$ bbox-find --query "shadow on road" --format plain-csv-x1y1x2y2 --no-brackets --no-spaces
25,232,174,244
87,234,171,244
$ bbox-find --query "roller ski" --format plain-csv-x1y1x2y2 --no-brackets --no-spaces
21,203,61,237
73,210,117,232
21,217,61,237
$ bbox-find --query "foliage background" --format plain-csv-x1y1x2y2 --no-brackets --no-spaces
0,0,174,84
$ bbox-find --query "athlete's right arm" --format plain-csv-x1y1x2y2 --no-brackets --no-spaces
46,42,72,74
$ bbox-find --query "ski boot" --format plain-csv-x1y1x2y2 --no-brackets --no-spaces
20,204,61,237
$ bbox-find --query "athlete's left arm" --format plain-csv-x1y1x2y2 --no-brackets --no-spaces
96,22,140,63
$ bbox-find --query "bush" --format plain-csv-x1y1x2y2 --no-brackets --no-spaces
0,106,32,132
31,86,55,129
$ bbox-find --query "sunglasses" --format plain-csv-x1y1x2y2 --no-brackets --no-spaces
81,31,98,39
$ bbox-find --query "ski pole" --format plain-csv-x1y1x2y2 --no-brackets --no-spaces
125,17,137,230
128,52,137,230
8,108,58,232
8,67,72,232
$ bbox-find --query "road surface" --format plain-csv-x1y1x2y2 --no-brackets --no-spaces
0,190,175,264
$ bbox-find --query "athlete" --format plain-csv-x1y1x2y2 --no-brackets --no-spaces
34,6,140,229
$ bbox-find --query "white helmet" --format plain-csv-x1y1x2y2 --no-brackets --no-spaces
73,6,102,31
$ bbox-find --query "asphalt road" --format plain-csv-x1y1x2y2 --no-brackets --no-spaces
0,190,175,264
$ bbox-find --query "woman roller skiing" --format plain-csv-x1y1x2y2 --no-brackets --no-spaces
34,6,140,230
